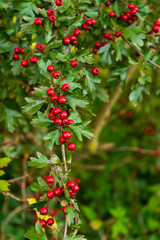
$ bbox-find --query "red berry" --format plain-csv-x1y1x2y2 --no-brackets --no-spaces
20,48,25,54
70,35,76,42
21,60,28,67
69,189,73,194
62,118,69,125
52,107,61,116
47,190,54,199
103,42,108,46
74,29,81,37
121,14,128,21
61,187,65,194
49,15,56,22
115,32,121,37
128,3,134,9
155,20,160,26
62,206,67,214
153,25,159,33
82,23,88,30
109,11,116,18
50,94,58,102
36,44,45,51
95,42,101,49
67,180,75,188
60,136,68,144
47,218,54,226
126,12,131,18
52,71,60,79
134,6,139,11
47,65,54,72
47,9,55,16
30,56,38,64
71,40,77,46
73,184,79,192
68,142,75,151
70,192,76,198
40,219,47,227
54,188,61,197
48,112,55,120
63,37,70,45
54,118,62,126
104,33,109,39
13,54,19,60
40,207,48,215
14,47,20,54
92,67,100,75
86,19,92,26
132,15,138,21
90,19,96,25
70,60,78,68
60,110,68,119
58,96,66,105
131,9,137,15
62,84,69,92
34,18,42,26
68,119,74,125
127,19,132,25
55,0,63,6
108,34,113,40
93,48,98,54
46,176,54,184
105,1,111,7
47,88,54,97
149,30,155,34
63,131,71,139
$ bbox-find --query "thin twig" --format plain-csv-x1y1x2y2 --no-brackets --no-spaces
63,216,68,240
0,191,27,202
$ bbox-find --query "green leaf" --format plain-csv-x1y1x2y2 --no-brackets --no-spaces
66,206,79,226
129,85,150,106
66,96,88,111
0,170,5,176
84,69,100,92
0,157,12,168
98,43,112,68
29,201,47,211
113,41,128,61
0,180,10,191
44,129,60,151
50,154,60,165
25,223,48,240
69,121,93,141
22,97,45,115
37,177,50,191
31,111,53,128
28,152,50,168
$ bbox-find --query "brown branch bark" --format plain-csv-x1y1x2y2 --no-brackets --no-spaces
0,191,28,202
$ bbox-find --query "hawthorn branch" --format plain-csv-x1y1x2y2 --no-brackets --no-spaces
0,191,28,202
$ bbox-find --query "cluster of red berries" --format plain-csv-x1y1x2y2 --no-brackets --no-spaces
63,29,81,46
0,164,8,170
39,178,79,228
149,20,160,34
12,47,24,60
82,18,96,30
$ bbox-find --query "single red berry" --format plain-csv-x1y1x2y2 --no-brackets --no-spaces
108,34,113,40
68,119,74,125
109,11,116,18
14,47,20,54
103,42,108,46
21,60,28,67
40,207,48,215
153,25,159,33
104,33,109,39
63,131,71,139
74,29,81,37
121,14,128,21
86,19,92,26
149,30,155,34
71,39,77,45
50,94,58,102
54,188,61,197
60,136,68,144
73,184,79,192
62,84,69,92
60,110,68,119
47,88,54,97
61,187,65,194
36,43,45,51
134,6,139,11
93,48,98,54
48,112,55,120
13,54,19,60
126,12,132,18
47,218,54,226
92,67,100,75
70,60,78,68
30,56,38,64
52,107,61,116
132,15,138,21
34,18,42,26
82,23,88,30
55,0,63,6
62,118,69,125
58,96,66,105
49,15,56,22
62,206,67,214
131,9,137,15
128,3,134,9
47,65,54,72
105,1,111,7
47,9,55,16
63,37,70,45
115,32,121,37
70,192,76,198
91,19,96,25
47,190,54,199
70,35,76,42
69,189,73,194
46,176,54,184
95,42,101,49
67,180,75,188
52,71,60,79
127,19,132,25
54,118,62,126
20,48,25,54
40,219,47,227
155,20,160,26
68,142,75,151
